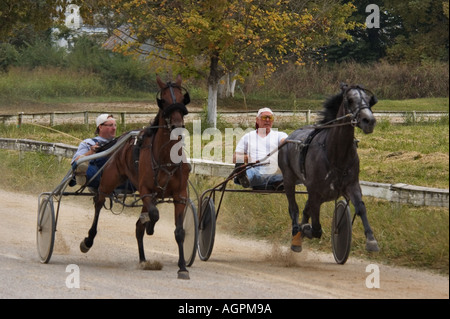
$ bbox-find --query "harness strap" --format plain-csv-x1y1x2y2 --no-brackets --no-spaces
299,129,323,177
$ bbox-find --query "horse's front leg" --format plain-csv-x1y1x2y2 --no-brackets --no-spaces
174,200,189,280
136,207,147,263
140,194,159,235
80,193,105,253
347,184,379,252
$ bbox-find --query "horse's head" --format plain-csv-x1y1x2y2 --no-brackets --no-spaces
341,83,377,134
156,75,190,131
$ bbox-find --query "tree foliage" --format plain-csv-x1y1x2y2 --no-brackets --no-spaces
0,0,62,42
383,0,449,63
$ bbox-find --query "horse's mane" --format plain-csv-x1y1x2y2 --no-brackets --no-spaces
317,92,344,125
144,110,161,137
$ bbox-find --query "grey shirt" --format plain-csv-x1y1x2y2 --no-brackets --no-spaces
71,136,111,164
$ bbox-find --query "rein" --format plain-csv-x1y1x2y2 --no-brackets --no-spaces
310,113,355,129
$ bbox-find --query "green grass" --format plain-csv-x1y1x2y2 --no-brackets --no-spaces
0,150,71,194
375,98,449,112
356,119,449,189
0,68,107,103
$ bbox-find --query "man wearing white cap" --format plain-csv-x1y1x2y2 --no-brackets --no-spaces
72,114,117,187
233,108,287,189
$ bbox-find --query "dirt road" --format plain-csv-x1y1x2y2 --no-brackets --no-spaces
0,189,448,299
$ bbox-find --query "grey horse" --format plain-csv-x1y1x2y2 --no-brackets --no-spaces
278,84,380,253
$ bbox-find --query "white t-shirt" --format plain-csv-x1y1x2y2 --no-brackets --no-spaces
235,129,288,175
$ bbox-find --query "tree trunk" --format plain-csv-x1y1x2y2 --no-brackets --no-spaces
229,74,236,97
218,72,237,98
207,82,218,128
207,55,221,128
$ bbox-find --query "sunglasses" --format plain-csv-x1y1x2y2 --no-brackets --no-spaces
259,115,274,121
101,123,116,127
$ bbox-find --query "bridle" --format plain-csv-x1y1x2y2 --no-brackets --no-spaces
156,82,190,131
342,85,376,127
132,82,191,206
314,85,377,130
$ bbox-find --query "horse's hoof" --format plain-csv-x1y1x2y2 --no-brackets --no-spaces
290,232,302,252
178,270,190,280
146,222,156,235
291,245,302,253
366,240,380,252
80,239,90,253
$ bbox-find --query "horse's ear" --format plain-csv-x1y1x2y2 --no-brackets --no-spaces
370,95,378,107
156,75,165,89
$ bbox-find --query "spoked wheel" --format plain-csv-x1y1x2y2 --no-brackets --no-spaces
198,196,216,261
36,194,56,264
183,199,198,267
331,200,352,265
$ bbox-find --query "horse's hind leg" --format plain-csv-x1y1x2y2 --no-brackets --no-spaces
301,196,323,240
80,193,105,253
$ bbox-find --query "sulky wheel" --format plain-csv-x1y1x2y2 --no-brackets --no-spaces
331,200,352,265
198,196,216,261
183,199,198,267
36,194,56,264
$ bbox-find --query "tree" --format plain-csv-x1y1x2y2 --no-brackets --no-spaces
325,0,401,63
383,0,449,63
0,0,61,42
321,0,449,64
80,0,356,127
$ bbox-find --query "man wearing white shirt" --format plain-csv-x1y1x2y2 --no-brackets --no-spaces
233,108,287,189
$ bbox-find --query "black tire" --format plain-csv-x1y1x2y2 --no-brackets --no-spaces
198,197,216,261
331,200,352,265
36,195,55,264
183,199,198,267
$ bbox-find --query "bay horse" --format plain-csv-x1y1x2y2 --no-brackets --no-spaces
79,75,192,279
278,84,380,254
